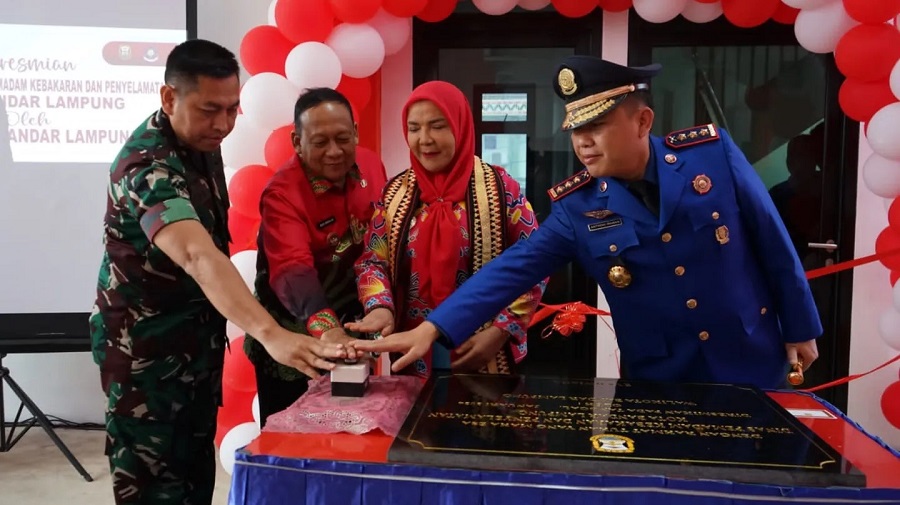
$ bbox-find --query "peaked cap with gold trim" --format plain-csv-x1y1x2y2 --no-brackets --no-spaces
553,56,661,131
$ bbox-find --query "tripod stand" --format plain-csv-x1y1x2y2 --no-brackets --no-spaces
0,352,93,481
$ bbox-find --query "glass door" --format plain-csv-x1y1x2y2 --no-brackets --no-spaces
414,10,605,377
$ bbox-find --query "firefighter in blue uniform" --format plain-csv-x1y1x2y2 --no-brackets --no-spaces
352,56,822,389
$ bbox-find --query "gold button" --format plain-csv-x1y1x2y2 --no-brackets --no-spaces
686,299,698,309
674,266,685,276
661,232,672,243
609,244,617,252
760,307,767,315
699,331,709,341
712,211,720,220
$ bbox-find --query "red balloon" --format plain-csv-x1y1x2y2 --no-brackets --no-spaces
275,0,335,44
356,145,387,186
228,207,260,255
772,3,800,24
216,387,256,442
553,0,596,17
337,75,373,112
239,26,294,76
383,0,428,17
598,0,632,12
265,125,295,168
881,381,900,429
839,78,896,123
329,0,381,23
222,336,258,393
876,227,900,271
417,0,458,22
843,0,900,25
229,164,276,219
722,0,779,28
890,198,900,234
835,24,900,83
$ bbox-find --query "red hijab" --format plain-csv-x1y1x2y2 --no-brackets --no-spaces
402,81,476,308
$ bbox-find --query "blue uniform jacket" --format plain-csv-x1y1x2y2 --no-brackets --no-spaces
428,126,822,389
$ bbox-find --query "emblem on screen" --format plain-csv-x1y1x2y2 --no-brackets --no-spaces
590,434,635,453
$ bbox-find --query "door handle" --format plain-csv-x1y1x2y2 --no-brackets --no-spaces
807,241,837,252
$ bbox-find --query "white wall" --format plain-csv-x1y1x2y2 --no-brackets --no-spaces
848,134,900,449
2,0,270,425
380,38,413,178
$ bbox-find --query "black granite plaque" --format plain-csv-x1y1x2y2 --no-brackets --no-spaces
389,374,864,487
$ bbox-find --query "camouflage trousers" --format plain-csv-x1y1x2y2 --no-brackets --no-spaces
103,371,219,505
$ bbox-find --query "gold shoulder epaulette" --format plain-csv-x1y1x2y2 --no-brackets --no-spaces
548,170,591,201
665,123,719,149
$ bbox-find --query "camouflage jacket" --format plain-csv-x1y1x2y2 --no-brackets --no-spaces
89,109,231,421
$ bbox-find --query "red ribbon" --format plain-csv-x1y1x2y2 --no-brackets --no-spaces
805,246,900,279
527,247,900,393
528,301,610,337
801,353,900,393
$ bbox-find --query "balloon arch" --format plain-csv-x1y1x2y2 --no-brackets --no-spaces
214,0,900,472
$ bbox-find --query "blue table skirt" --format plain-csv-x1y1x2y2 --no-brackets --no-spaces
229,453,900,505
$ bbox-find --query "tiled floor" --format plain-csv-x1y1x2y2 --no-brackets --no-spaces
0,428,233,504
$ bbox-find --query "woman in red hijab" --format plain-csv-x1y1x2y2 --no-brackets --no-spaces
348,81,545,377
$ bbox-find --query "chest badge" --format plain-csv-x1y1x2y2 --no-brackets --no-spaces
715,225,730,244
584,209,615,220
692,174,712,195
360,179,368,188
608,265,632,288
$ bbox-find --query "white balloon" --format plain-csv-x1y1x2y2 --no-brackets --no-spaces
326,23,385,78
890,59,900,102
863,152,900,198
781,0,837,9
252,394,261,428
240,73,299,132
879,307,900,351
681,0,722,23
226,320,244,341
218,422,261,475
519,0,551,10
230,250,259,293
284,42,342,92
794,1,857,54
267,0,278,26
473,0,518,15
633,0,690,24
867,103,900,162
368,9,412,55
221,115,268,170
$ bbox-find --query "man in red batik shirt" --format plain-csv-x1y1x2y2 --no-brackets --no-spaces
245,88,387,425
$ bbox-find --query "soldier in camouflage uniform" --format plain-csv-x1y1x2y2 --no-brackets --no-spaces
89,40,347,505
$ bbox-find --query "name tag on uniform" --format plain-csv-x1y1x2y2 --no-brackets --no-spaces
588,218,623,232
317,216,336,229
